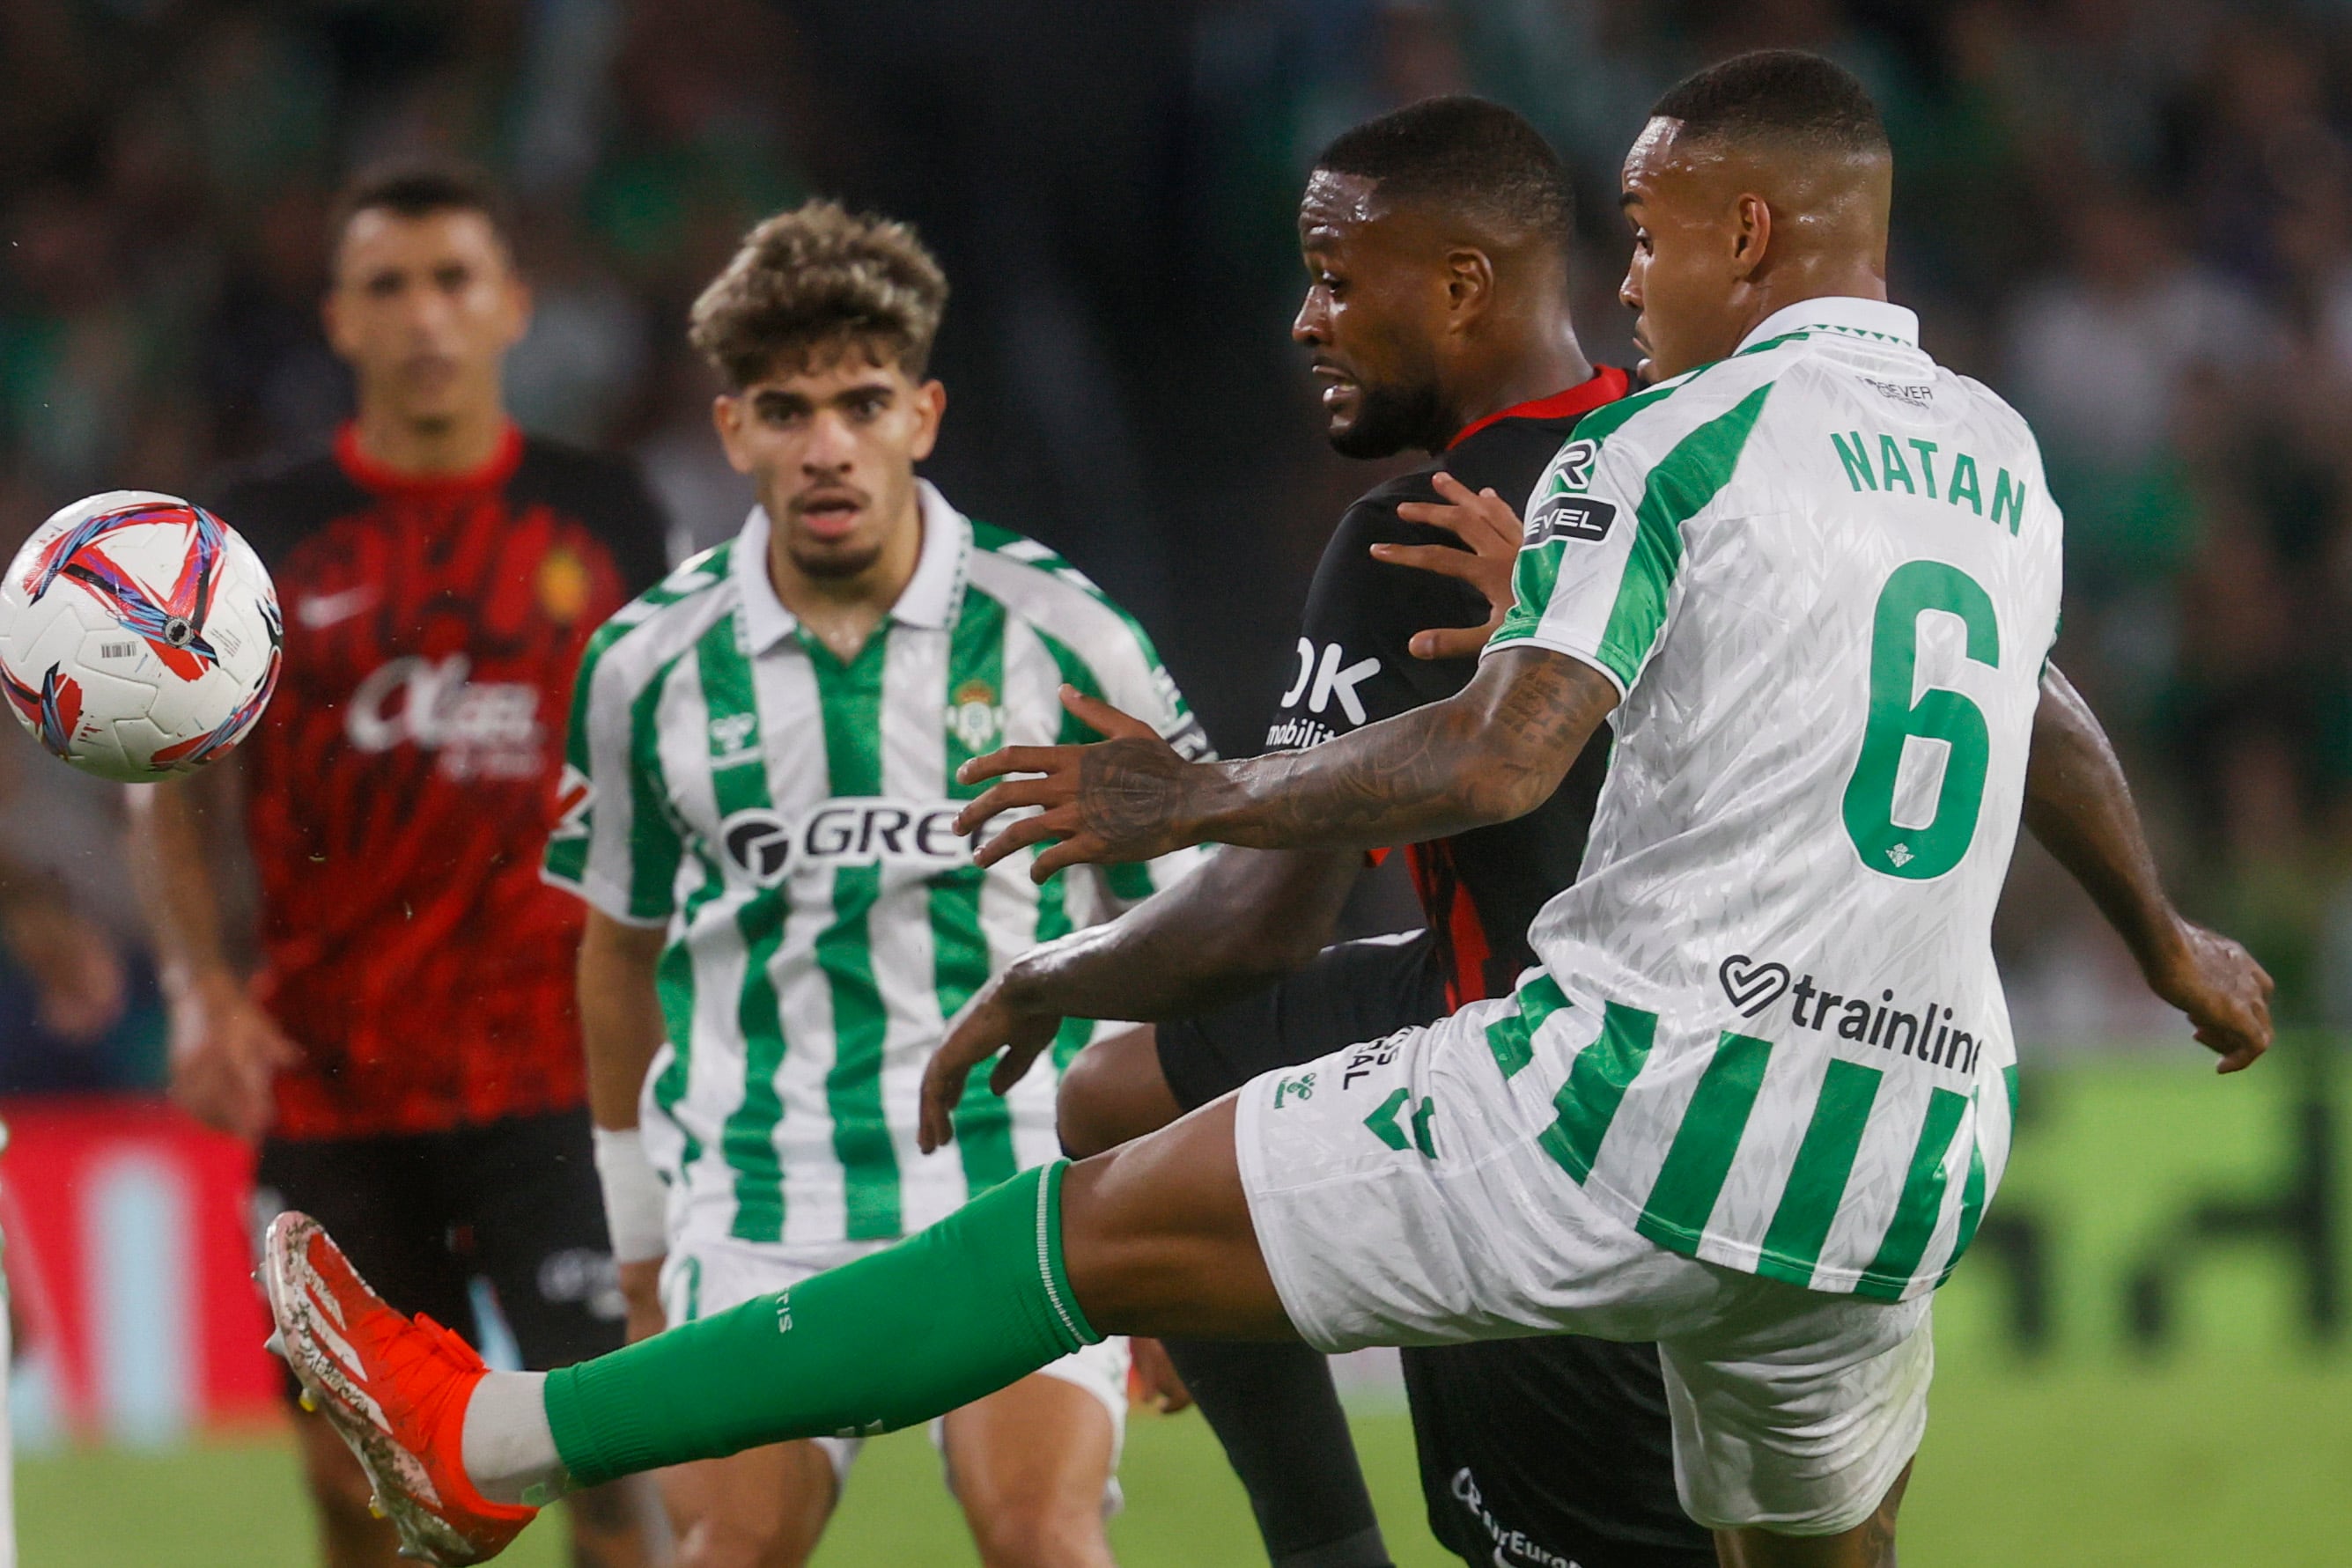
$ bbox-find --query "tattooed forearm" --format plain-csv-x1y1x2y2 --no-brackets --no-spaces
1072,737,1208,858
1175,647,1618,853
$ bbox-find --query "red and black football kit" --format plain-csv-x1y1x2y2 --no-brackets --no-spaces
210,423,667,1386
1156,369,1717,1568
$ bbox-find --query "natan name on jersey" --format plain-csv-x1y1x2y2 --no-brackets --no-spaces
1828,428,2030,532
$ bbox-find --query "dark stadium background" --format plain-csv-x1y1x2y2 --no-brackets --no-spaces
2,4,2349,1565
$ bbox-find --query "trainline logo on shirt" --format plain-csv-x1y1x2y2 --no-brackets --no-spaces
1719,952,1986,1075
719,798,974,886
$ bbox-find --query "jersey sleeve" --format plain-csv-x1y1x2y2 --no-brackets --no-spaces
1486,379,1772,697
542,615,683,926
1265,490,1485,754
1485,423,1674,696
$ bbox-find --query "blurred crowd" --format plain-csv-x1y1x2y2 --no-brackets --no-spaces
3,0,2348,1085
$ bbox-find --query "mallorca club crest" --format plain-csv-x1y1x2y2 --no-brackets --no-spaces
947,678,1004,754
535,542,594,626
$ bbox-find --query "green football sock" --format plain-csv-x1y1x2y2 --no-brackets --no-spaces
542,1162,1096,1488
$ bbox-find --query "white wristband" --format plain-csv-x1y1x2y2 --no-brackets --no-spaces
591,1126,669,1264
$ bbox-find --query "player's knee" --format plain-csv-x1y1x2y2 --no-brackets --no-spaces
1056,1027,1171,1159
1055,1049,1124,1159
965,1493,1104,1568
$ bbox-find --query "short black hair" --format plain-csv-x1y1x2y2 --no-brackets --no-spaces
328,158,517,261
1314,96,1573,247
1649,50,1888,157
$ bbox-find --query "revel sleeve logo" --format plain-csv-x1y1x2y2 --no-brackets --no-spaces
1524,494,1618,547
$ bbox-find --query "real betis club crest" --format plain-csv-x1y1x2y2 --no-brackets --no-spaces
947,678,1004,754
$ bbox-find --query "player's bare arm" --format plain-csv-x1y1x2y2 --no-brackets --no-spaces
2024,665,2271,1072
122,756,299,1139
576,912,669,1135
918,839,1359,1152
955,647,1617,880
574,911,672,1343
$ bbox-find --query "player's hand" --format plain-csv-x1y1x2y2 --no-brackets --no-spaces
955,687,1203,882
166,968,300,1139
1127,1336,1194,1414
920,975,1064,1152
1,902,127,1042
1383,471,1523,660
2148,917,2274,1073
618,1258,666,1345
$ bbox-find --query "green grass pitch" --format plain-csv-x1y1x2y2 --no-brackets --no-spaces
21,1356,2352,1567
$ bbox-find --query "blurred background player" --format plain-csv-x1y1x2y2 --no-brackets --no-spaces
547,201,1206,1568
122,163,667,1568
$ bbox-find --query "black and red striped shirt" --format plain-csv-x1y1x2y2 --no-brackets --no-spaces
210,423,667,1138
1263,367,1631,1007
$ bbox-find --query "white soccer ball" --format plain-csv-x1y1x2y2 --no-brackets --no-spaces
0,490,282,783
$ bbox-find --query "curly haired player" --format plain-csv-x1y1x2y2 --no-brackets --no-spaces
531,202,1207,1568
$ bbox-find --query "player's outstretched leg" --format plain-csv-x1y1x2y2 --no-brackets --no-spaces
263,1099,1283,1564
265,1085,1913,1568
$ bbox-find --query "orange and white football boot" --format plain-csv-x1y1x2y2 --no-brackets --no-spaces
262,1211,538,1564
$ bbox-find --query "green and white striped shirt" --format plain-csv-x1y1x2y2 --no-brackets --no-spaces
546,482,1209,1250
1486,297,2061,1301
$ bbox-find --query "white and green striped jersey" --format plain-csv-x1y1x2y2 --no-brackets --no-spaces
546,482,1210,1251
1484,297,2061,1301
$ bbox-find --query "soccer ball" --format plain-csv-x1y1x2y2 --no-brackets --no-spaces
0,491,282,783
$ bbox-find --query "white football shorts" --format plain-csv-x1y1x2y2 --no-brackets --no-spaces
1233,991,1930,1537
660,1233,1129,1502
